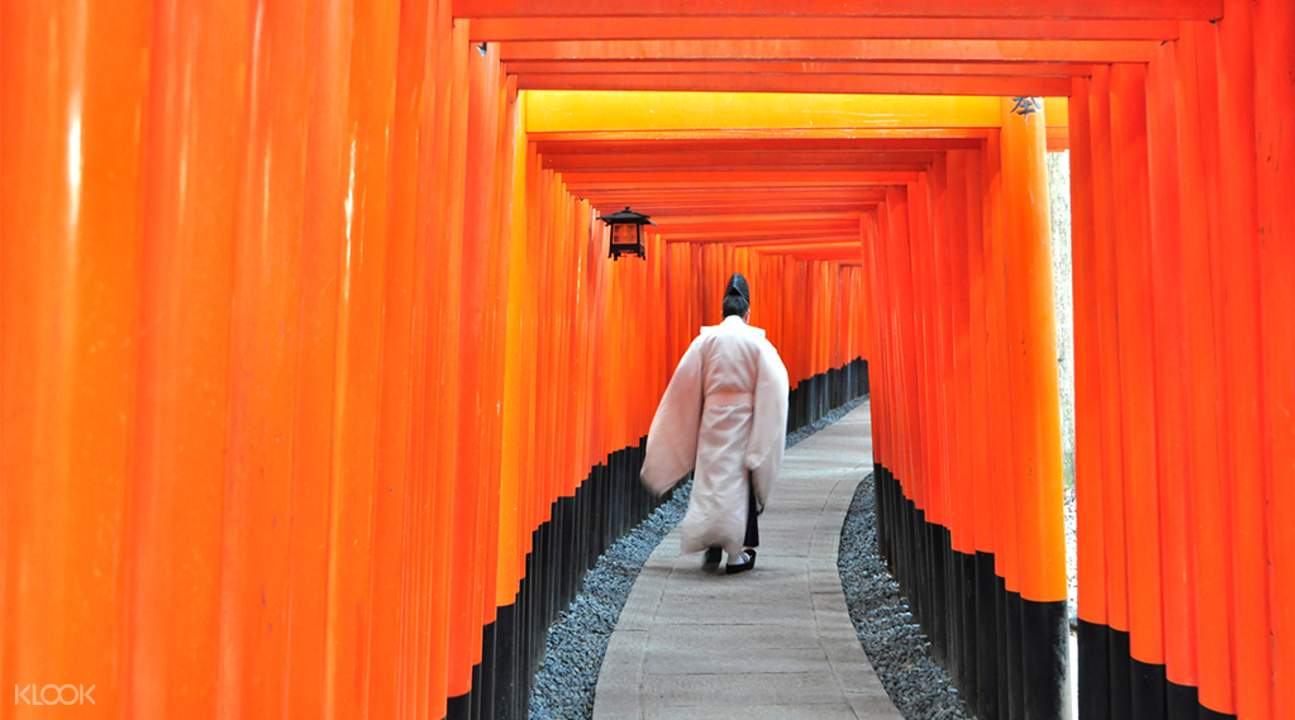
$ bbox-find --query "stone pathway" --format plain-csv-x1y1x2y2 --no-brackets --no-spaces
593,402,902,720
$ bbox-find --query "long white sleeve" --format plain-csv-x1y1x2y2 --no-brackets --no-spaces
640,339,705,496
745,338,789,507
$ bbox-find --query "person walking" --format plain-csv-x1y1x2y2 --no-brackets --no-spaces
640,273,790,574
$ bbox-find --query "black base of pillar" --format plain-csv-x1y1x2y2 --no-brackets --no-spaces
1078,619,1110,720
975,551,1000,720
958,551,979,715
1109,628,1133,720
1020,598,1067,720
446,692,471,720
1167,680,1200,720
1131,657,1168,720
873,464,1068,720
1076,620,1236,720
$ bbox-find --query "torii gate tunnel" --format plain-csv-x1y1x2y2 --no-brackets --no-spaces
2,1,1292,719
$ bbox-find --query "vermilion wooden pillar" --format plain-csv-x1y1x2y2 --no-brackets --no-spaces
322,0,402,715
964,140,1001,719
1253,0,1295,713
1110,61,1167,720
1212,2,1271,716
431,14,471,719
0,0,150,714
369,1,433,715
1173,20,1235,719
997,97,1068,720
132,0,261,714
982,122,1026,719
1144,41,1197,717
1087,62,1136,720
218,0,320,714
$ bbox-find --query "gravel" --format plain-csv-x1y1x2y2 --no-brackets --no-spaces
528,477,692,720
527,395,868,720
838,472,973,720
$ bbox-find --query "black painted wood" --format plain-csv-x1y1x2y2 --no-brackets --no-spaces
976,551,999,719
1109,628,1134,720
1078,619,1110,720
874,464,1069,720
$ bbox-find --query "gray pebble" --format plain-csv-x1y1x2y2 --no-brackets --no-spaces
528,479,693,720
838,472,974,719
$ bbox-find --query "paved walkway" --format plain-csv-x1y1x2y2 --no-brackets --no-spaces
594,402,903,720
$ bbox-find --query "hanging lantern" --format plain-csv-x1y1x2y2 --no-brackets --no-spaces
598,206,653,261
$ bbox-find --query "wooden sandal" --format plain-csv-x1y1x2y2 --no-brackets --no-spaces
726,549,757,575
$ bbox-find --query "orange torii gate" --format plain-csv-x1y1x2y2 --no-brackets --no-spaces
2,0,1292,719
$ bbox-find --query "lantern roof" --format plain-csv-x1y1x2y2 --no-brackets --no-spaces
598,206,654,225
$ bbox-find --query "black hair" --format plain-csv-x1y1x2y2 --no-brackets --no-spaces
721,273,751,318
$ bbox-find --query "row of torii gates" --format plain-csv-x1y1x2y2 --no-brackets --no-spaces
2,1,1291,719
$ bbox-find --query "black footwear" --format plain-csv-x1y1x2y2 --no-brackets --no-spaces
703,546,722,568
726,549,757,575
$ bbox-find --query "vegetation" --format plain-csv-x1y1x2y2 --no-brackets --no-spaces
1048,151,1077,490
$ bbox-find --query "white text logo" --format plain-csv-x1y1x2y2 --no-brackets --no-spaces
13,683,96,706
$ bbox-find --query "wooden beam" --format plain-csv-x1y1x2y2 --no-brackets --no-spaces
584,188,892,200
580,186,898,195
591,203,884,213
651,211,862,226
587,188,890,198
524,94,1067,133
562,169,919,183
747,243,864,257
531,129,994,144
663,228,861,242
593,195,886,205
572,181,904,191
541,150,939,170
604,202,884,215
668,235,863,247
525,93,1012,132
571,162,932,173
500,39,1158,63
507,60,1091,77
455,0,1220,21
592,192,888,202
471,16,1179,42
532,134,987,153
517,72,1072,97
584,192,890,214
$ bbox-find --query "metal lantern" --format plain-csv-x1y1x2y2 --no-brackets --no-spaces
598,207,653,260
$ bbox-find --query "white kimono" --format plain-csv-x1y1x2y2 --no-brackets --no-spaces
641,315,790,558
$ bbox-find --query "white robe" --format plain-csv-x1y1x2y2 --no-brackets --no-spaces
640,315,790,558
